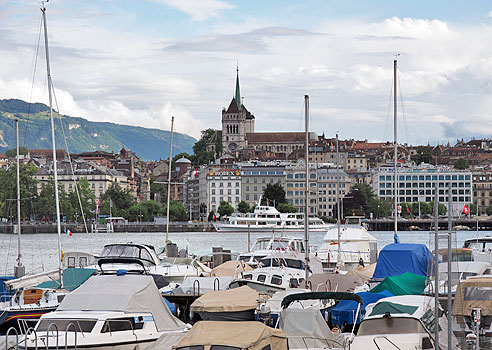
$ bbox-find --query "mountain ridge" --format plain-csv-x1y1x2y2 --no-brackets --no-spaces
0,99,196,160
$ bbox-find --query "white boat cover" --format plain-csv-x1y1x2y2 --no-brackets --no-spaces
301,273,362,292
174,321,287,350
190,285,259,312
57,274,187,332
322,225,377,242
210,260,253,277
173,276,233,295
279,308,346,349
5,269,59,290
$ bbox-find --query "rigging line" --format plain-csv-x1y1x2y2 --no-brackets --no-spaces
50,82,94,255
397,72,410,146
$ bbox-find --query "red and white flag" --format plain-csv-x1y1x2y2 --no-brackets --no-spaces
462,204,469,216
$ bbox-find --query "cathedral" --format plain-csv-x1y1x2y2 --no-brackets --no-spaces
219,68,316,160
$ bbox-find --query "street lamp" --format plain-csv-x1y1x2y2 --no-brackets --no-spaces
418,189,424,219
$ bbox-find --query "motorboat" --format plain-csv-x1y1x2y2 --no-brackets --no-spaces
93,243,211,284
463,236,492,264
213,205,332,233
173,321,288,350
0,268,96,332
350,295,454,349
24,274,189,350
424,261,492,295
316,225,378,270
278,292,360,349
238,236,307,267
452,275,492,337
229,253,323,295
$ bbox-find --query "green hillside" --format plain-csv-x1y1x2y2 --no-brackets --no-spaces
0,99,196,160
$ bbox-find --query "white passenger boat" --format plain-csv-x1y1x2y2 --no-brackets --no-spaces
213,205,332,233
238,236,307,267
350,295,452,350
316,225,378,270
230,254,323,294
25,274,189,350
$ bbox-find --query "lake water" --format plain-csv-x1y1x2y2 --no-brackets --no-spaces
0,229,487,276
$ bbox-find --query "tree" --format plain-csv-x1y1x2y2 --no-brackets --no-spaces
341,183,375,217
237,201,250,214
5,146,28,158
430,201,447,216
162,200,188,221
101,183,135,216
261,183,287,207
411,146,432,165
70,177,95,222
35,179,73,221
277,203,298,213
218,201,234,217
368,198,392,218
0,163,39,219
454,158,469,170
191,128,221,166
486,204,492,216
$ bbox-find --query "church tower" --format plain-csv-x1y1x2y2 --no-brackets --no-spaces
221,66,255,154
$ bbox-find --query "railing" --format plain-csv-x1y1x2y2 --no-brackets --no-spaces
373,336,402,350
3,321,79,350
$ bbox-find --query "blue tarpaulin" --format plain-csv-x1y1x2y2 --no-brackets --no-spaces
331,290,393,326
373,243,433,279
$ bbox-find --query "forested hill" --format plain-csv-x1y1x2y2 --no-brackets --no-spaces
0,99,196,160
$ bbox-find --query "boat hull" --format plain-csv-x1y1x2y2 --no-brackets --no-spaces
0,306,56,333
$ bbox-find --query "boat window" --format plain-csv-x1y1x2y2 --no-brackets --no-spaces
286,259,303,269
101,317,144,333
243,274,253,280
271,275,282,285
211,346,241,350
422,337,433,349
68,257,76,267
79,257,88,267
176,346,204,350
464,241,484,251
140,249,153,262
464,287,492,301
289,278,299,288
461,272,477,280
357,317,423,336
257,274,266,282
484,242,492,252
37,319,97,333
238,255,250,262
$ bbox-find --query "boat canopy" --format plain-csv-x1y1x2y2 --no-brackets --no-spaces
373,243,433,278
210,260,253,277
322,225,377,242
452,276,492,316
364,295,436,320
281,291,362,309
369,272,427,296
331,290,393,325
36,268,96,291
301,273,363,293
279,308,346,349
57,274,186,332
174,321,288,350
190,285,259,313
346,263,376,282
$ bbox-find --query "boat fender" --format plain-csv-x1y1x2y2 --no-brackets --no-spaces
116,269,127,276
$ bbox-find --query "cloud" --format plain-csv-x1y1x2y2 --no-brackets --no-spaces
151,0,234,21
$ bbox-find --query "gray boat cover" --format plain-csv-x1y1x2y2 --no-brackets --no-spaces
173,276,233,295
58,274,187,332
279,308,346,349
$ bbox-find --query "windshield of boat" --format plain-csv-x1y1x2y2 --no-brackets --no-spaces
36,319,97,333
357,317,423,336
259,258,304,270
160,257,194,266
464,286,492,300
252,239,271,250
100,245,155,264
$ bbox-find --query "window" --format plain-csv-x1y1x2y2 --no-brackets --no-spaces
101,317,144,333
37,319,97,333
271,275,282,285
257,274,266,282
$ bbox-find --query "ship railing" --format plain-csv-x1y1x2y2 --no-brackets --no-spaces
373,336,402,350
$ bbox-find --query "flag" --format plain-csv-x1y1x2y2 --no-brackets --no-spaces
462,204,469,216
64,227,72,236
406,205,410,214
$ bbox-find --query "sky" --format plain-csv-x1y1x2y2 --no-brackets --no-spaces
1,0,492,146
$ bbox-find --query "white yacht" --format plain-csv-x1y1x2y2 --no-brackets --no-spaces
213,205,332,233
350,295,453,350
462,236,492,264
25,274,189,350
316,225,377,270
238,236,307,267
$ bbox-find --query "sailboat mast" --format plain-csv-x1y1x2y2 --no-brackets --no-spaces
15,119,24,277
42,5,63,281
336,133,341,269
304,95,310,282
393,59,398,238
165,116,174,256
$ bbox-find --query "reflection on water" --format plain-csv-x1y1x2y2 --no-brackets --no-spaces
0,229,486,276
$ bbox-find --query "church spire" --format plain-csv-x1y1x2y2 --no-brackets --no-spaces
235,64,241,110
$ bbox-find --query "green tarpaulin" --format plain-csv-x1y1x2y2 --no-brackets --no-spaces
368,301,419,317
37,268,96,291
369,272,427,296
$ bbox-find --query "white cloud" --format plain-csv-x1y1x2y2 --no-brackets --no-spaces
151,0,234,21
